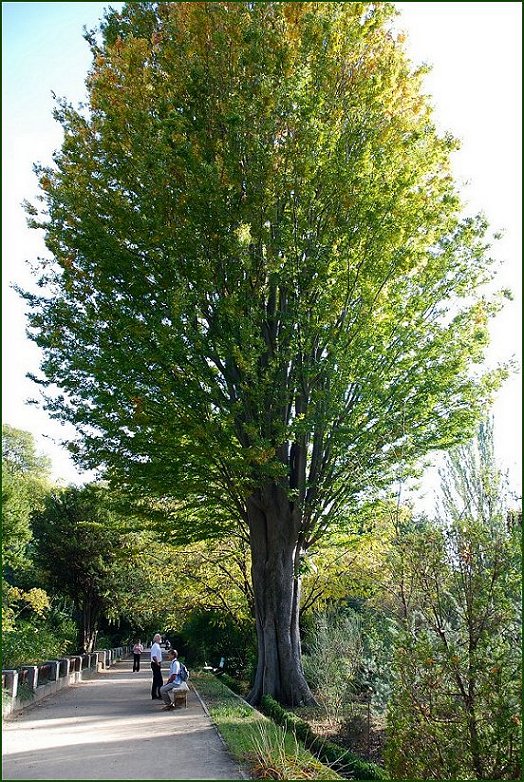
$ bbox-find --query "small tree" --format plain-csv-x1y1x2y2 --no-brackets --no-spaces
385,422,522,780
303,609,363,723
1,426,63,665
2,425,50,571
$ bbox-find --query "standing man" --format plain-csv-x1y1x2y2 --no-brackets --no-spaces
150,633,163,700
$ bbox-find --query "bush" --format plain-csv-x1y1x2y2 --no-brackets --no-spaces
385,526,522,781
303,609,363,723
217,671,248,696
2,616,74,669
178,608,256,679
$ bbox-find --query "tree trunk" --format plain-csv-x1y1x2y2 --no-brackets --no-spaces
466,683,484,778
79,595,99,653
245,483,316,708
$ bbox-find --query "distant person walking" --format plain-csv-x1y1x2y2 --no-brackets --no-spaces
132,640,143,672
150,633,163,700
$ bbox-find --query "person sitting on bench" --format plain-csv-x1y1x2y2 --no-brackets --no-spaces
160,649,189,710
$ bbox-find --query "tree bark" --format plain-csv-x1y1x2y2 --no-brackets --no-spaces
245,483,316,707
80,594,100,653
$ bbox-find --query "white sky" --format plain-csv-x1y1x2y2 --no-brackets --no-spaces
2,2,522,502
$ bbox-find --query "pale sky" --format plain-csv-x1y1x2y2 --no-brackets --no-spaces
2,2,522,502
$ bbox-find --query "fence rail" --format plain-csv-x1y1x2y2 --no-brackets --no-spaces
2,646,132,718
37,663,52,686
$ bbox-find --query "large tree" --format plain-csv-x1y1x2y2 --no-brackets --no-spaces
24,2,506,705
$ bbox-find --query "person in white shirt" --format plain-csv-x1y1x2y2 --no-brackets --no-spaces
150,633,163,700
160,649,189,710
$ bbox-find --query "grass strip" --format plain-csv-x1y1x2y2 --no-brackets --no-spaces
192,672,343,779
260,695,388,780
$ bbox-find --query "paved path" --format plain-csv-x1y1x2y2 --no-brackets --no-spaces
2,654,245,780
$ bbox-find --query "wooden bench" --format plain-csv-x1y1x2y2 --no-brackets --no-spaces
169,687,189,708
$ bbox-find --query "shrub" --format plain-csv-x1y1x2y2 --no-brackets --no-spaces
217,671,248,696
303,609,363,722
385,423,522,779
178,608,256,678
2,617,74,669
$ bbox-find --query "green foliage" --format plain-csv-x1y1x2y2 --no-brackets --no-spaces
178,608,256,679
2,425,50,571
158,537,255,624
21,1,508,706
260,694,387,779
385,422,522,780
23,1,505,544
1,426,67,668
217,671,247,697
354,609,396,714
30,483,153,651
2,614,75,669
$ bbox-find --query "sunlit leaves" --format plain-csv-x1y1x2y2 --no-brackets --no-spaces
22,1,505,549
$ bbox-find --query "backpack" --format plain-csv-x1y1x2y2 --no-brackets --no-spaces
179,663,190,682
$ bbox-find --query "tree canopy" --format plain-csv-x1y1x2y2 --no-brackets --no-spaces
2,424,50,571
30,484,139,652
23,1,506,705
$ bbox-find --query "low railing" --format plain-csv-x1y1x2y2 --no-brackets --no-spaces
36,663,53,686
58,658,69,678
2,645,132,716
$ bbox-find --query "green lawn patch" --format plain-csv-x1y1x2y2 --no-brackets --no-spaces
192,672,343,779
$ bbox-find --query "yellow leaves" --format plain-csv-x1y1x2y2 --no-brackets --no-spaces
282,4,304,28
235,222,252,247
282,3,304,45
23,588,50,616
246,446,276,465
6,586,50,617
